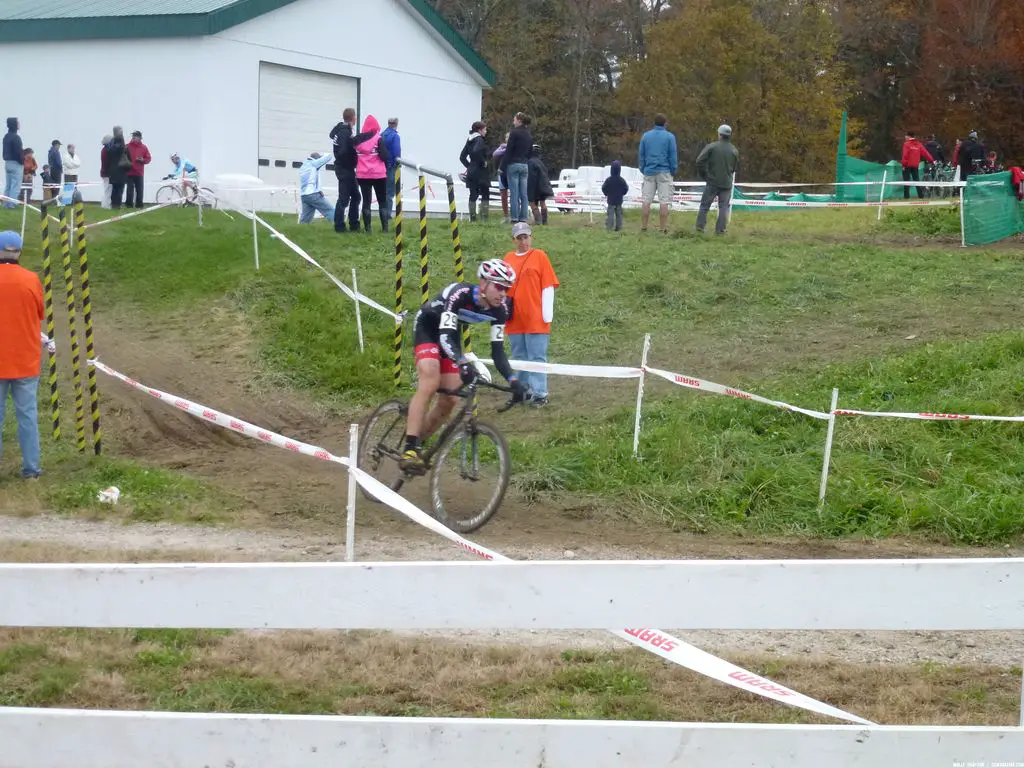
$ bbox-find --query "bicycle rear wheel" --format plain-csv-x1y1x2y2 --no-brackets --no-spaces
155,184,183,205
356,400,408,502
429,420,510,533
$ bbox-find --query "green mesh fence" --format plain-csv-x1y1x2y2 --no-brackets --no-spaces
963,172,1024,246
835,156,905,202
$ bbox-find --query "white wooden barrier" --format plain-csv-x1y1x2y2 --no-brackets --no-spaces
3,708,1023,768
4,558,1024,767
3,559,1024,630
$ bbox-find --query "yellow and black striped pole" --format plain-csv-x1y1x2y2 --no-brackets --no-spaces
446,176,470,355
39,204,60,440
392,164,404,391
74,200,102,455
59,205,86,452
418,173,429,307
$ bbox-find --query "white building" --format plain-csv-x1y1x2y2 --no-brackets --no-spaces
0,0,493,210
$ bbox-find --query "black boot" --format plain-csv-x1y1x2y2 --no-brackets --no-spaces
363,212,372,232
542,208,549,225
380,210,389,233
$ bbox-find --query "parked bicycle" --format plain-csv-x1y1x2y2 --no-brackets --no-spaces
358,379,519,533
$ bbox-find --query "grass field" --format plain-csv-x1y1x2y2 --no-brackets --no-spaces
1,199,1023,728
2,201,1022,543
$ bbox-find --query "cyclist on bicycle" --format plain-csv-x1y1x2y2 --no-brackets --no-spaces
400,258,527,472
164,152,199,200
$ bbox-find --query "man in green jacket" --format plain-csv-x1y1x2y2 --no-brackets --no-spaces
695,124,739,235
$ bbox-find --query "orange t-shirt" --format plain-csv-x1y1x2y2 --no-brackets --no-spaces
0,262,44,379
504,248,559,335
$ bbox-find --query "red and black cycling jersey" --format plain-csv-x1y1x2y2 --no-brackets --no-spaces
413,282,515,381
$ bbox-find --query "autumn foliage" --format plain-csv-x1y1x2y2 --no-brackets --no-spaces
431,0,1024,180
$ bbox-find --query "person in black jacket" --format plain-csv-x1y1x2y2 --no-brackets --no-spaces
602,160,629,231
3,118,23,209
105,127,129,209
501,112,533,223
527,144,553,225
460,121,490,222
329,107,375,233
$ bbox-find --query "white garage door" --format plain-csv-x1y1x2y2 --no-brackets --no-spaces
258,62,359,204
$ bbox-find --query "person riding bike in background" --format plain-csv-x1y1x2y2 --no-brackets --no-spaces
401,259,527,472
164,152,199,201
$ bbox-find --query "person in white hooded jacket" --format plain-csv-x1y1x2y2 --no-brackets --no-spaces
61,144,81,183
298,151,334,223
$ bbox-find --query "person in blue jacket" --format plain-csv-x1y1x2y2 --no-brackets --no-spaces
380,118,401,220
637,113,677,232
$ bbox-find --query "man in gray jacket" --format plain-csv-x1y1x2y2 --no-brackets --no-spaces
695,124,739,235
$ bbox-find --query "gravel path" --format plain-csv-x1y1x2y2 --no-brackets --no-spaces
3,514,1022,668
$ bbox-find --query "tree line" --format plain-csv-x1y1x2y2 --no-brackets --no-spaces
431,0,1024,182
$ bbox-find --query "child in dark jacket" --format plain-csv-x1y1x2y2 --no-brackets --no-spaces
602,160,629,231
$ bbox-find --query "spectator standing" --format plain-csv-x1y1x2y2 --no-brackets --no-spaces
125,131,151,208
21,149,37,203
380,117,401,219
638,113,678,232
957,130,986,179
0,231,44,479
527,144,553,225
105,127,129,209
3,118,23,209
900,132,933,199
502,113,533,223
46,140,63,200
61,143,81,184
695,124,739,235
460,120,490,222
355,114,390,233
298,151,334,223
493,133,510,223
99,134,113,209
924,134,945,164
329,108,374,233
602,160,629,231
504,221,559,407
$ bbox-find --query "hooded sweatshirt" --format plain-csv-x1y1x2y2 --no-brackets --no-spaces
299,153,331,196
355,115,386,180
3,118,23,163
602,161,629,206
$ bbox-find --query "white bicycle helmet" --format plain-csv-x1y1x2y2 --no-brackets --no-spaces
477,259,516,288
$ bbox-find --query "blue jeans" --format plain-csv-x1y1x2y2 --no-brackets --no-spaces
4,160,22,208
0,377,41,477
507,163,529,221
300,191,334,223
509,333,550,398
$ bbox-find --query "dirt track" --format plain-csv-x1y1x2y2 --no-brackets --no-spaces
5,306,1023,670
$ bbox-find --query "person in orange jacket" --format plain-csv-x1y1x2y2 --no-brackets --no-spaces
901,132,934,199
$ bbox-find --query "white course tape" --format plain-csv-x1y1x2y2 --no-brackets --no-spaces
91,360,349,467
481,358,642,379
81,198,185,230
93,359,869,725
247,211,401,322
835,408,1024,423
644,366,830,420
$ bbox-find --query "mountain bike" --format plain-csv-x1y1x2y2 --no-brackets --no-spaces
357,379,519,533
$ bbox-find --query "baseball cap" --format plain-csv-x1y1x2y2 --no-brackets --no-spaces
512,221,532,237
968,130,978,138
132,130,142,137
0,230,24,252
718,124,732,136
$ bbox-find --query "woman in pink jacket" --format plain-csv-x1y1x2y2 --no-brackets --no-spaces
355,115,390,232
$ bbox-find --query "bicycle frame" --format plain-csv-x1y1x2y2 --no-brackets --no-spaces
415,380,514,468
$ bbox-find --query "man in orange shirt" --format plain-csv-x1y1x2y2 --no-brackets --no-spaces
504,221,559,407
0,231,45,478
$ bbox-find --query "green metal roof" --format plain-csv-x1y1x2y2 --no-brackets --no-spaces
0,0,496,85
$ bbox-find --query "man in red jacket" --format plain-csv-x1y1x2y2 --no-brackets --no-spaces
125,130,151,209
901,132,933,199
0,230,44,479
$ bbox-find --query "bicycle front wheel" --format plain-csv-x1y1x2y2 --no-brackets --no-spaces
356,399,408,503
429,420,510,533
155,184,183,205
